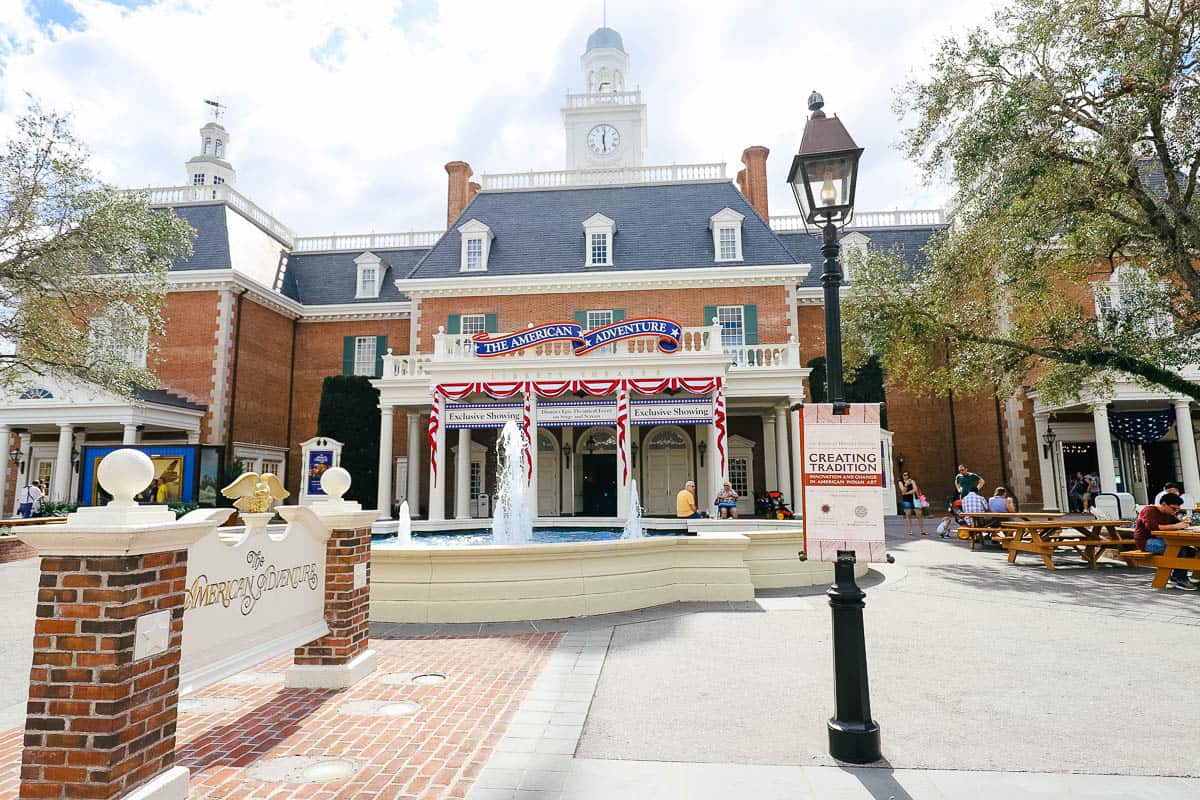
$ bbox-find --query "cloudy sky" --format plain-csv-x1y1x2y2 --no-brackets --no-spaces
0,0,998,235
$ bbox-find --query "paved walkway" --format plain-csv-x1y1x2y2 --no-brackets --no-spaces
1,518,1198,798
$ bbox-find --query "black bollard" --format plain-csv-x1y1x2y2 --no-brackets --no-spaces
827,549,881,763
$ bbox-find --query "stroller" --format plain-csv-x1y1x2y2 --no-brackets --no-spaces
756,490,795,520
937,495,967,539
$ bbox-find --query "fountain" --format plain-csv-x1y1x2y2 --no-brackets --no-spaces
491,420,533,545
395,500,413,545
623,478,644,539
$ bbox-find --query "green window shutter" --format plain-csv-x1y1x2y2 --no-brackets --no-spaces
374,335,388,378
743,304,759,345
703,305,717,327
612,308,626,322
341,336,355,375
484,313,498,333
574,310,588,328
447,314,461,334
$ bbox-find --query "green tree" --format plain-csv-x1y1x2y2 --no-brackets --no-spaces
316,375,381,508
1,101,194,394
845,0,1200,404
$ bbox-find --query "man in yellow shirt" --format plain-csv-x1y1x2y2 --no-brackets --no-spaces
676,480,701,518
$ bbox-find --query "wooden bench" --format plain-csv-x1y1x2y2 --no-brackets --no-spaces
956,527,1005,551
999,520,1133,570
1120,531,1200,588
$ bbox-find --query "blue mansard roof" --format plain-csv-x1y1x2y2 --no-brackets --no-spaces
775,226,946,287
405,180,799,280
166,204,231,271
281,248,424,305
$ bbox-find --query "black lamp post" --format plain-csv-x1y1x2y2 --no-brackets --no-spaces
1042,428,1060,511
788,91,880,765
787,91,863,409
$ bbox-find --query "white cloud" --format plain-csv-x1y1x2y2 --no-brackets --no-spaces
0,0,1000,234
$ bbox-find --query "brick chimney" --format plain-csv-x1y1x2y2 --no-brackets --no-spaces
468,180,481,204
445,161,473,227
739,145,770,220
736,168,748,197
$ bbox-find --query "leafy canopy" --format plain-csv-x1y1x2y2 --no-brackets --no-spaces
1,101,194,395
845,0,1200,404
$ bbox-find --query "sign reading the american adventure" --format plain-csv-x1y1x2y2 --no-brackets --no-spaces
799,403,886,562
472,317,683,357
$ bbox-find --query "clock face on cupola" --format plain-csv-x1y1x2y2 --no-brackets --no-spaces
587,124,621,156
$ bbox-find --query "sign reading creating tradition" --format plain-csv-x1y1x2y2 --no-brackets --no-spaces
444,398,715,429
471,317,683,357
799,403,886,563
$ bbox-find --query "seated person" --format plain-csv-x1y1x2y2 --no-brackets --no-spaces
1134,493,1197,591
676,480,702,519
960,488,988,528
988,487,1015,514
715,482,739,519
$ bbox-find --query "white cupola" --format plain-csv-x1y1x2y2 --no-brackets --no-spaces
185,119,236,189
562,26,648,170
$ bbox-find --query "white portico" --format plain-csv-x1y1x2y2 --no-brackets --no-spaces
373,316,812,525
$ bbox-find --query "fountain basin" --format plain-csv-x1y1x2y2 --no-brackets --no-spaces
370,530,858,623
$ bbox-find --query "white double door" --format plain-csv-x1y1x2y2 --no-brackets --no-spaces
641,426,694,516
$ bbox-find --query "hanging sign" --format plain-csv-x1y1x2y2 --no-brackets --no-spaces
444,402,521,429
799,403,886,563
630,397,714,425
538,400,617,427
472,317,683,357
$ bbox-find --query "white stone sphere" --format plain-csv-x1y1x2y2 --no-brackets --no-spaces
97,448,156,504
320,466,352,499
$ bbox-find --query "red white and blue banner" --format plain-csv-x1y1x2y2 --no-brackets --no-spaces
472,317,683,357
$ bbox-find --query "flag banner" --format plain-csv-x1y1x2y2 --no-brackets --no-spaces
800,403,887,563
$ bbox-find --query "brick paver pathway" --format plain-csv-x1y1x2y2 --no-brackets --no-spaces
0,633,560,800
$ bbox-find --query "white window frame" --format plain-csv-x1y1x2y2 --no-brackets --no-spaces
90,302,149,369
709,207,745,262
1094,264,1174,338
717,305,745,350
213,175,225,185
232,443,289,499
460,314,487,335
582,213,616,267
203,137,212,155
354,252,383,299
214,139,225,158
586,309,615,353
353,336,377,376
839,232,871,283
458,219,494,272
192,173,205,186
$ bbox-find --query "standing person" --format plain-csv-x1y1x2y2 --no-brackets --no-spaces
1068,472,1088,513
1084,472,1100,511
955,465,984,499
898,471,928,536
1154,481,1184,505
676,480,701,519
988,487,1016,513
1133,493,1197,590
715,482,739,519
16,481,44,518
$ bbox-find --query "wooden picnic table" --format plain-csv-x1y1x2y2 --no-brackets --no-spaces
956,511,1065,550
1118,529,1200,589
999,519,1135,570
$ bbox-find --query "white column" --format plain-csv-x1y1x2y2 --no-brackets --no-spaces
561,427,575,516
429,409,446,521
406,412,421,509
14,433,31,515
0,425,9,517
455,428,472,519
53,424,73,502
763,414,778,492
789,402,804,516
121,424,139,446
774,406,790,495
526,394,540,518
705,424,721,513
1173,399,1200,501
1033,413,1059,510
1092,404,1118,495
376,405,394,521
617,419,631,521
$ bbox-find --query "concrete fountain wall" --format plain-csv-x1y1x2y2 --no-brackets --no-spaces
370,530,866,623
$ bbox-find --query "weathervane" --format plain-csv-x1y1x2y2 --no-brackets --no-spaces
203,98,226,121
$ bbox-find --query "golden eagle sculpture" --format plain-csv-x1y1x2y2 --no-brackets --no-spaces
221,472,289,514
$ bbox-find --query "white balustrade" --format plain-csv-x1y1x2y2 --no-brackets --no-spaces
292,230,444,253
480,163,727,191
727,341,800,370
134,184,297,246
379,354,431,379
769,209,946,231
564,90,643,108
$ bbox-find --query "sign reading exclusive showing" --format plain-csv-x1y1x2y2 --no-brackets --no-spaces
471,317,684,357
444,398,716,429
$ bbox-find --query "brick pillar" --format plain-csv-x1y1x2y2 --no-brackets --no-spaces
282,504,379,689
740,145,770,220
467,180,481,205
445,160,473,228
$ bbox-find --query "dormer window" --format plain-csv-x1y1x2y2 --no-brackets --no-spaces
582,213,616,267
709,207,745,262
354,252,384,299
458,219,494,272
839,232,871,282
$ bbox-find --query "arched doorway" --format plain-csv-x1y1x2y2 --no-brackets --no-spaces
576,427,617,517
537,430,560,517
641,426,694,516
